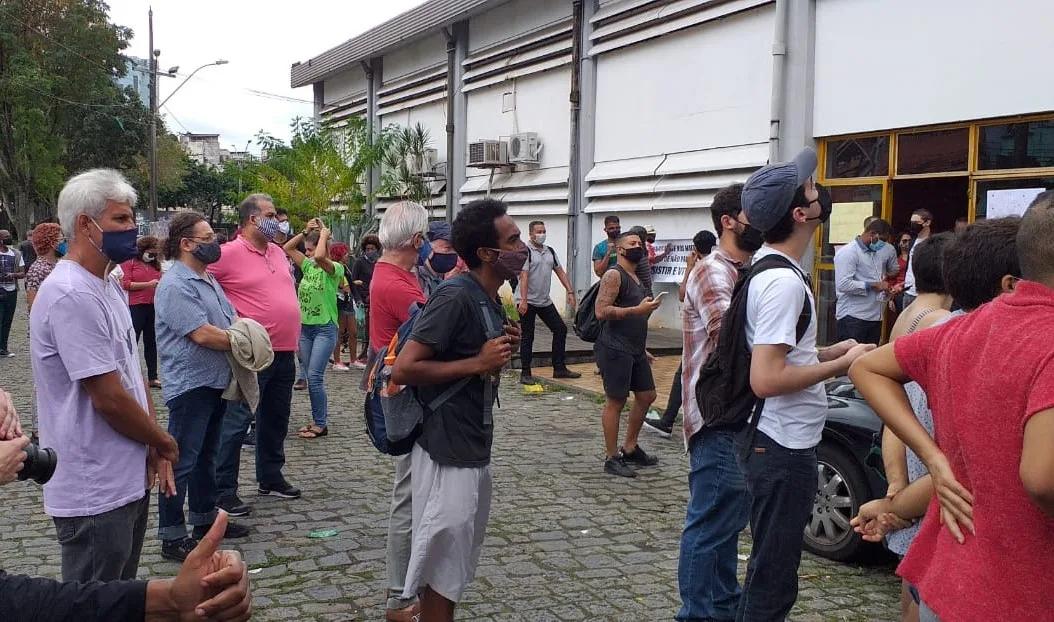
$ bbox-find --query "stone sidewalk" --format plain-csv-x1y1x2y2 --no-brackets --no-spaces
0,302,899,621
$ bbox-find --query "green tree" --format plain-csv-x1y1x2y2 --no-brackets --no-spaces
0,0,147,236
159,159,237,224
253,116,385,230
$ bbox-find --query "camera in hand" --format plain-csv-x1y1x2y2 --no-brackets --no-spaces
19,441,57,485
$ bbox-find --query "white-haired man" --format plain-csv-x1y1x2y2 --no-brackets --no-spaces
368,201,430,622
30,169,179,582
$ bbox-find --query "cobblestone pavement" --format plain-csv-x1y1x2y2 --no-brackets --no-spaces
0,304,900,621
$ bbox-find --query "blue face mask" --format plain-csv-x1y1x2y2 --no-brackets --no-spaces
428,252,459,275
56,241,68,257
868,240,886,252
91,219,139,263
416,237,433,266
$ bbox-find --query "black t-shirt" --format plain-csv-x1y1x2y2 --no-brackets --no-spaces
0,571,147,621
409,276,505,468
597,264,648,355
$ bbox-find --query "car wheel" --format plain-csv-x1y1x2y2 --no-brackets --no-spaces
803,442,870,562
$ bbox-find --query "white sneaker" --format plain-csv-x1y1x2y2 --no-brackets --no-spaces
352,359,367,369
332,362,350,371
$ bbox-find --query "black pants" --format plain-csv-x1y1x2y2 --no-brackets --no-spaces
519,302,568,372
0,288,16,352
659,363,683,427
129,303,158,381
836,315,882,346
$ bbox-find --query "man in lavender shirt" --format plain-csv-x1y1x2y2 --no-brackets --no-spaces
30,169,179,582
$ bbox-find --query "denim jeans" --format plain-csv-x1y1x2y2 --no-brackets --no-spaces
299,322,337,428
735,429,817,622
215,351,296,497
158,386,225,541
677,428,750,621
660,363,684,427
836,315,882,345
53,495,149,582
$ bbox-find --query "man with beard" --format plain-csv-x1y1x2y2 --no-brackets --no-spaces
592,215,622,277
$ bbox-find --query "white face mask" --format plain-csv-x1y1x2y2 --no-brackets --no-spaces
143,252,155,262
533,233,546,245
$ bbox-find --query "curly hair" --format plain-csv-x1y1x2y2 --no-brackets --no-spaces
31,223,63,255
452,199,506,269
360,234,380,253
330,242,349,263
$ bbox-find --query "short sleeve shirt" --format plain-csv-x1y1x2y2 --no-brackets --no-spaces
297,259,344,325
745,246,826,449
516,243,558,307
410,276,505,468
892,281,1054,619
592,240,616,267
207,237,301,352
30,261,148,518
154,261,237,403
369,261,426,351
24,258,56,292
0,247,24,291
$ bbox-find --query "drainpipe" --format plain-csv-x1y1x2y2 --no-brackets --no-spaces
768,0,789,163
567,0,585,298
444,28,457,223
361,60,374,216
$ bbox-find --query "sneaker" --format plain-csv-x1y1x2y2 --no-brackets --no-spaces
643,419,673,439
216,494,253,517
161,536,197,563
620,444,660,467
0,350,11,357
193,520,250,540
520,373,537,385
604,456,636,478
332,362,350,371
553,368,582,379
258,479,301,499
352,358,367,369
242,428,256,447
294,379,307,391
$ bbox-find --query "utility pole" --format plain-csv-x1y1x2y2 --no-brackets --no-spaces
148,7,158,221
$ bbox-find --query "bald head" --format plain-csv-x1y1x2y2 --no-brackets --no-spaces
1018,190,1054,285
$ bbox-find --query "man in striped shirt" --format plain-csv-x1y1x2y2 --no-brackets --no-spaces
675,183,763,621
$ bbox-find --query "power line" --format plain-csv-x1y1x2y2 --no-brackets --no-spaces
161,105,189,133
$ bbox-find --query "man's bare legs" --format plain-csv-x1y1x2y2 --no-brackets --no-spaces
420,585,456,622
602,396,628,457
623,389,656,453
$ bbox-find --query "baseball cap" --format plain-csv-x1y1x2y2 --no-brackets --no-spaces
742,147,818,233
644,225,656,235
427,221,452,241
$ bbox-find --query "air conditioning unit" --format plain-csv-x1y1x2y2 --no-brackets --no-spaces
468,139,508,168
509,132,542,164
405,148,438,176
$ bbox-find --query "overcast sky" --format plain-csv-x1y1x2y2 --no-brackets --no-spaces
107,0,427,154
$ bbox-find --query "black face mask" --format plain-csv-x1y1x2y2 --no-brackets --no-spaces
735,222,765,253
624,246,645,263
607,229,621,240
909,222,924,235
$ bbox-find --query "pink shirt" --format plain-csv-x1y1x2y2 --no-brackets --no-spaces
119,259,161,306
208,236,301,352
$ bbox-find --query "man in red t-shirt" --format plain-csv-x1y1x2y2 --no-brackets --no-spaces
368,201,429,622
850,204,1054,620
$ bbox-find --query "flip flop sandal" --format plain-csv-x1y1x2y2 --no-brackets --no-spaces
298,426,328,439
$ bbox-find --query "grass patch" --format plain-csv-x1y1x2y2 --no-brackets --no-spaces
260,553,304,568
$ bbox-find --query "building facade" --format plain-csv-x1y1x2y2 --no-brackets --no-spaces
179,133,231,168
291,0,1054,340
116,56,151,107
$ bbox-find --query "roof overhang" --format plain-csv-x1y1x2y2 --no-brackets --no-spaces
290,0,503,89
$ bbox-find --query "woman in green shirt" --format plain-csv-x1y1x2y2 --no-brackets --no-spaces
283,219,343,438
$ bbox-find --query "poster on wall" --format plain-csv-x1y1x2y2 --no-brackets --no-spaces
827,202,874,244
651,239,695,284
986,188,1045,219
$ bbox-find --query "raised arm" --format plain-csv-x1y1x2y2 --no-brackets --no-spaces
313,226,336,275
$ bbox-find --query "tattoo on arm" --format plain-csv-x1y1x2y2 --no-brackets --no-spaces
594,270,625,320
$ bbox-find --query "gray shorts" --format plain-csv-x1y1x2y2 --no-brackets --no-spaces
401,443,492,603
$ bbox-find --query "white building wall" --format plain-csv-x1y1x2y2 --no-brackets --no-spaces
814,0,1054,136
469,0,572,52
380,100,449,163
384,33,448,81
323,67,368,105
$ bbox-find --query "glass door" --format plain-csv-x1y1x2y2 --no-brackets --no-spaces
814,182,887,346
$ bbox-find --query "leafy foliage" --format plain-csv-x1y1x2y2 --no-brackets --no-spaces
378,122,433,204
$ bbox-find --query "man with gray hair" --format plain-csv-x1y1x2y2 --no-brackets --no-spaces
209,194,303,518
369,200,429,622
30,169,179,582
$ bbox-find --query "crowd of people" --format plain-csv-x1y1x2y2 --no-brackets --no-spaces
0,154,1051,622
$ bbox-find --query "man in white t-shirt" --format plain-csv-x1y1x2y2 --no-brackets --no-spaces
736,148,874,621
901,208,933,307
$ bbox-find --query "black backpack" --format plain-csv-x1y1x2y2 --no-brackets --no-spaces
508,245,558,292
572,280,603,343
694,254,812,439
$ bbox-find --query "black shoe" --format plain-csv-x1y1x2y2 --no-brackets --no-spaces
604,456,636,478
217,494,253,517
520,373,537,385
643,419,673,439
161,536,197,563
258,479,301,499
553,368,582,379
620,445,660,467
242,428,256,447
193,520,250,540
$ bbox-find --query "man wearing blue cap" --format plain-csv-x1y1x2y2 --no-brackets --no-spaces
736,148,874,621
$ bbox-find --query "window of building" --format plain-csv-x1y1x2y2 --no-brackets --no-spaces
824,136,889,178
896,128,969,175
978,120,1054,170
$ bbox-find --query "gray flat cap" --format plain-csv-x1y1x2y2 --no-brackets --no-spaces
742,147,818,233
